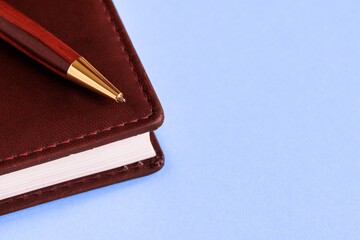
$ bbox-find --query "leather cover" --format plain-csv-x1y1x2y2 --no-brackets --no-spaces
0,0,164,215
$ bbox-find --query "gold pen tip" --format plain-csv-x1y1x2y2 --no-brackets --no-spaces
116,93,126,103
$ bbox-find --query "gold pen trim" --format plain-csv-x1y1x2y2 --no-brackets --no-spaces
67,57,125,102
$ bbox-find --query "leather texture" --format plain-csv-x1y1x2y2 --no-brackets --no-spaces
0,132,164,216
0,0,164,215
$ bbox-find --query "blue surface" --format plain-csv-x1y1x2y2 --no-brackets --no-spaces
1,0,360,239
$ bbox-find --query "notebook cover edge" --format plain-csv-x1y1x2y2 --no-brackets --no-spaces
0,131,164,216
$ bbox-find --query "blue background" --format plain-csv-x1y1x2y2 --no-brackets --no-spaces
1,0,360,239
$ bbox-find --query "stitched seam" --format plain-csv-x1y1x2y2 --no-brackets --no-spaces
0,160,157,206
0,0,153,163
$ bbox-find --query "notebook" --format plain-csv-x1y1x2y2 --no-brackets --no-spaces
0,0,164,215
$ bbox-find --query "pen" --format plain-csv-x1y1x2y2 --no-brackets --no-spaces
0,0,125,102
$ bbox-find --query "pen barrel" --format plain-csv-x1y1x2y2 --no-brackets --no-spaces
0,0,80,77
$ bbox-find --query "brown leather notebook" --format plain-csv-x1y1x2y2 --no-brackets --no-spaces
0,0,164,215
